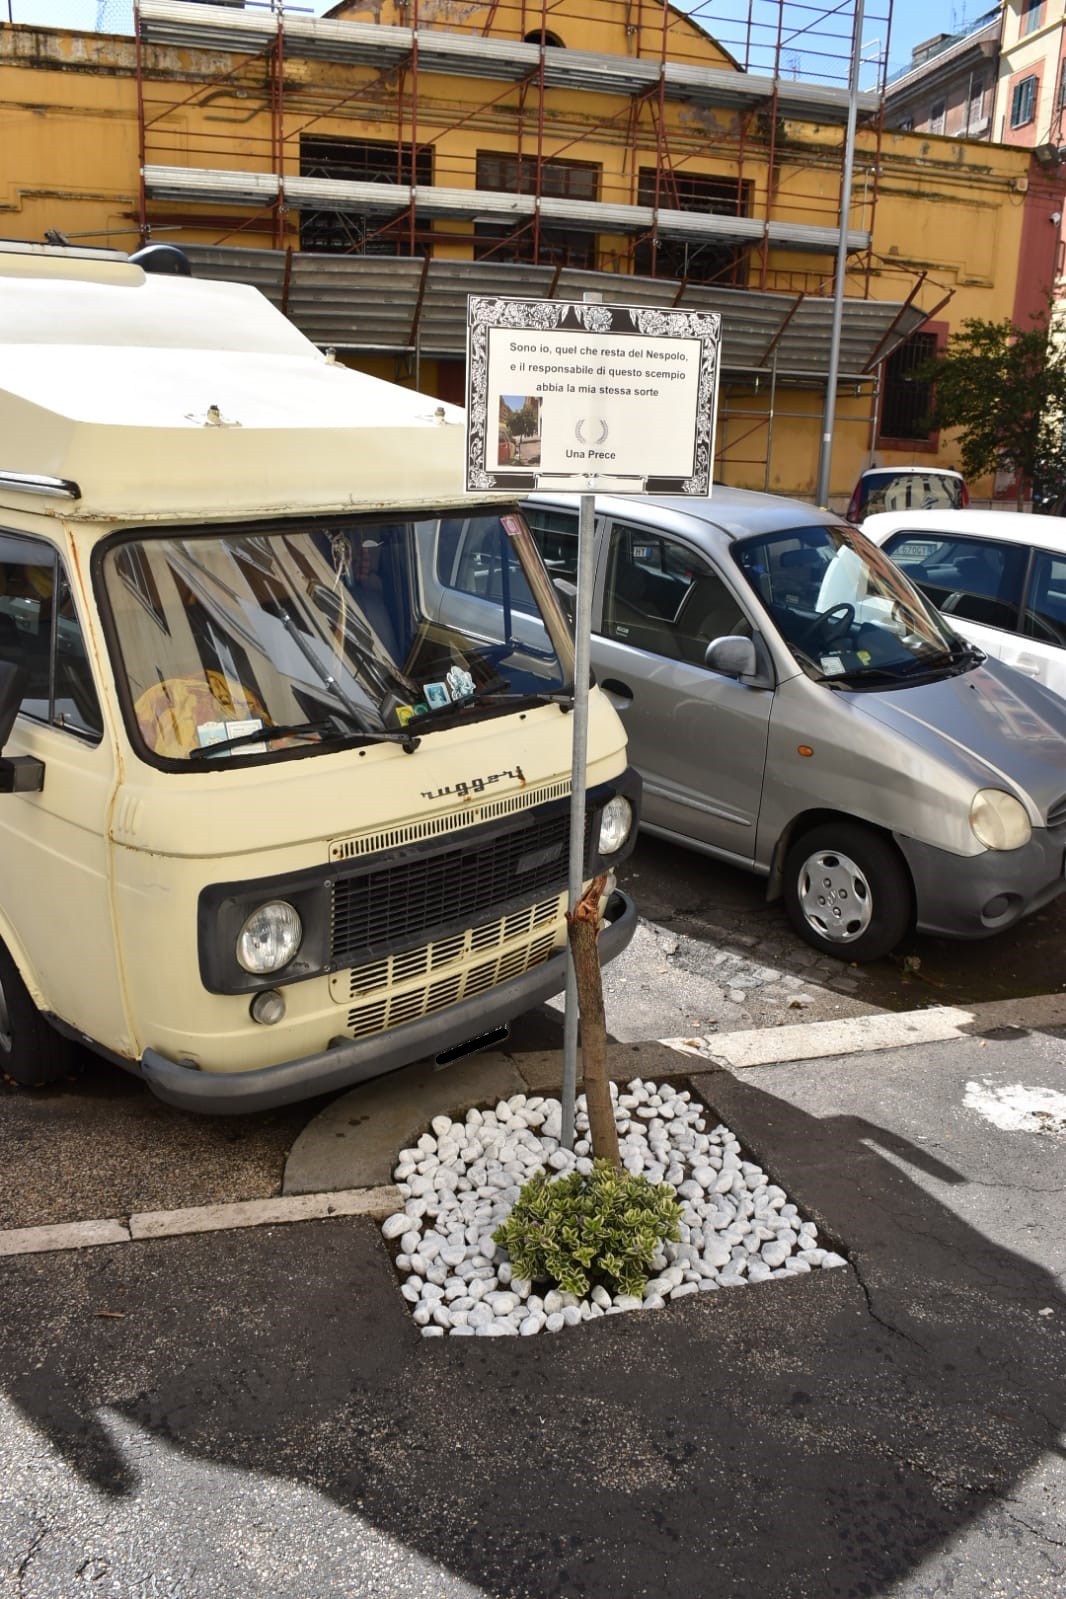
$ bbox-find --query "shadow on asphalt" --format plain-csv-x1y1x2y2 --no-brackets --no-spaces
3,1073,1064,1597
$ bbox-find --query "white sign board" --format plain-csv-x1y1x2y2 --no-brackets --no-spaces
466,296,720,494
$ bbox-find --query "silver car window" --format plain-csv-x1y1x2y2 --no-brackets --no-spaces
732,521,960,683
603,523,750,663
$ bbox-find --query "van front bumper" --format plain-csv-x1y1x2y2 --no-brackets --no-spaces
897,829,1066,940
139,889,637,1114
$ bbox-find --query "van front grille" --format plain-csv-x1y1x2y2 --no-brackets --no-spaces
329,806,587,967
336,894,566,1038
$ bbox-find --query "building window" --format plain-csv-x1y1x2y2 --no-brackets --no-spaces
474,152,599,268
1011,74,1038,127
298,136,432,255
968,75,985,133
1021,0,1044,36
634,170,753,285
929,98,946,134
879,329,940,444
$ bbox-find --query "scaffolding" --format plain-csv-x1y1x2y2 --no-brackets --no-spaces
129,0,937,485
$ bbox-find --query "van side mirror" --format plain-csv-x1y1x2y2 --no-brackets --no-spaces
0,662,44,794
704,635,758,679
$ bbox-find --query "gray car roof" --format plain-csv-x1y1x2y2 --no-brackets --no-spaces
525,485,846,544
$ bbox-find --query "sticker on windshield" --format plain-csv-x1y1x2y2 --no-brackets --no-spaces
423,681,450,710
197,718,266,754
820,655,846,676
446,666,475,701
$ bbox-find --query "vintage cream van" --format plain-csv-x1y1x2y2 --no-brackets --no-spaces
0,242,637,1111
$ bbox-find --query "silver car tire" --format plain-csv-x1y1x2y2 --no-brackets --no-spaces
783,823,912,963
0,937,77,1087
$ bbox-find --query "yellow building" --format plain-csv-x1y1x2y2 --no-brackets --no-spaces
1,0,1058,501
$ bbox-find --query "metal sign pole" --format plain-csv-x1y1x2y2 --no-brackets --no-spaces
815,0,866,508
560,486,596,1151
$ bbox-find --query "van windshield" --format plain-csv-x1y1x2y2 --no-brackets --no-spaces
100,510,572,763
731,521,971,686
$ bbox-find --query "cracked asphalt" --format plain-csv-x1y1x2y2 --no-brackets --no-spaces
2,1026,1064,1597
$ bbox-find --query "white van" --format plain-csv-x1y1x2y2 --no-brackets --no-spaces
0,243,637,1110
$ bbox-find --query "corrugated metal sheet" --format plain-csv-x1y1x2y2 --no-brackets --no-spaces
178,246,927,378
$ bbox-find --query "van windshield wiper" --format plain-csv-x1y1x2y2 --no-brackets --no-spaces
188,717,421,758
409,686,573,729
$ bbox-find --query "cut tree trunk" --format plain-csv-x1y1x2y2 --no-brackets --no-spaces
567,874,620,1168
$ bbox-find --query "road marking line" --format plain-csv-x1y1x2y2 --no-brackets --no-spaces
0,1185,402,1258
662,1002,1046,1070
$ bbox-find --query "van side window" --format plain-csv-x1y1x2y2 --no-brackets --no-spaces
0,534,103,741
882,532,1026,633
603,525,748,662
1024,551,1066,648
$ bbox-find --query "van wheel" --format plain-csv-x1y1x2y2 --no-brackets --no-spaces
0,939,78,1086
783,823,912,963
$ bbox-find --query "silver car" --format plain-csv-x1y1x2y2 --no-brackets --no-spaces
523,487,1066,962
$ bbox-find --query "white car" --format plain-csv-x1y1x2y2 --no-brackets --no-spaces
864,508,1066,704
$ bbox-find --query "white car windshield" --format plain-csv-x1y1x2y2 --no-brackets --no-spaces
100,511,572,763
731,521,970,686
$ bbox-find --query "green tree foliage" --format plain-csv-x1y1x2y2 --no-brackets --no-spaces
493,1160,683,1299
917,314,1066,508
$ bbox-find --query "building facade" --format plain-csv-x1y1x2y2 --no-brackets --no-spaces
0,0,1060,501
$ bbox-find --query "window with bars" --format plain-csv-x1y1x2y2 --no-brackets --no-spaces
298,136,432,255
878,330,939,444
634,169,752,285
1011,74,1038,128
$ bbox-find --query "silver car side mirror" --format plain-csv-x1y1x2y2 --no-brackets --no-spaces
704,635,758,679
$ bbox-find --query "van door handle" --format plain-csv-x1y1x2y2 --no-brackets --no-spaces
600,677,633,710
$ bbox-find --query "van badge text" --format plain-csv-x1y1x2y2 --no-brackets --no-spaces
421,766,526,801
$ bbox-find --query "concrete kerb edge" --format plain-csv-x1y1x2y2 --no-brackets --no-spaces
5,992,1062,1260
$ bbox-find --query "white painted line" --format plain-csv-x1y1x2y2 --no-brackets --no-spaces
0,1218,132,1257
129,1184,402,1240
663,1005,977,1070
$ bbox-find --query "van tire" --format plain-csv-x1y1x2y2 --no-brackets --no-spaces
0,939,78,1086
783,822,912,963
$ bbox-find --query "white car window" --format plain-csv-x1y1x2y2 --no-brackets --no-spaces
1024,551,1066,649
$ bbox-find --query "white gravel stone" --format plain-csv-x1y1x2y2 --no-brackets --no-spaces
389,1079,839,1338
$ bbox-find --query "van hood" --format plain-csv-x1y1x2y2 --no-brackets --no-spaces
854,657,1066,822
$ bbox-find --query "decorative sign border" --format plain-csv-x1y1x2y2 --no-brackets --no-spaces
465,295,721,495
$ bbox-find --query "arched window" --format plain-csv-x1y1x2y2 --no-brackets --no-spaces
523,29,564,46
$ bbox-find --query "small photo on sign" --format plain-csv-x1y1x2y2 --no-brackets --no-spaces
499,394,542,468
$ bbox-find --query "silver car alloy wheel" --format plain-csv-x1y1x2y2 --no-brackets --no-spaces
796,846,873,944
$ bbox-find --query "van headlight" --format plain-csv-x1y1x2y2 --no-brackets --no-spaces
969,790,1032,851
598,794,633,856
236,900,303,974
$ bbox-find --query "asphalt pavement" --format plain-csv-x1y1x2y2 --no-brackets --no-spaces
2,995,1065,1598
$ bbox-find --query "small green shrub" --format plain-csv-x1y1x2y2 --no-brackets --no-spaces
493,1160,683,1300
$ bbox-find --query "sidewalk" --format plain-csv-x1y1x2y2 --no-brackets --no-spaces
2,996,1064,1596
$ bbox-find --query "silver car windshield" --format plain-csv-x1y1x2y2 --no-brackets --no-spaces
100,511,572,763
731,521,967,685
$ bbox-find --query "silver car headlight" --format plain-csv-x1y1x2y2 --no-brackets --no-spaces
236,900,303,974
969,789,1032,851
598,794,633,856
